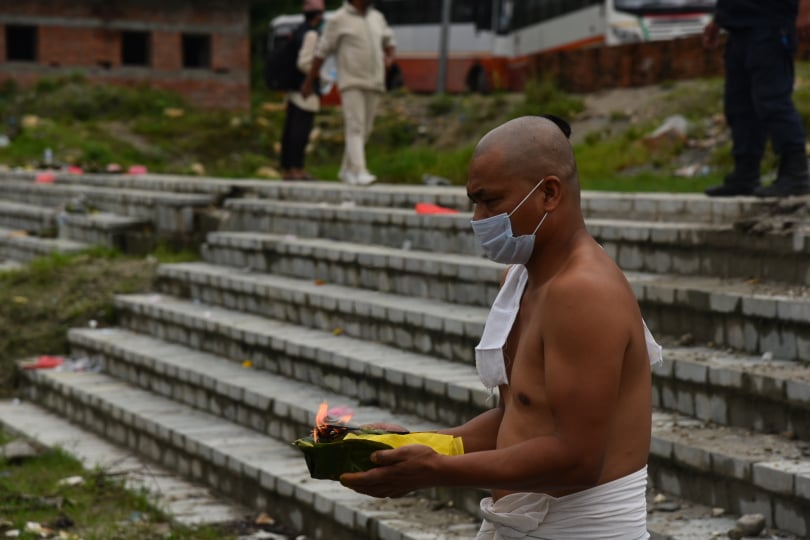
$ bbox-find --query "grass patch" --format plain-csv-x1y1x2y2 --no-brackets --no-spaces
0,250,159,397
511,77,586,119
0,432,234,539
367,145,475,186
2,63,809,189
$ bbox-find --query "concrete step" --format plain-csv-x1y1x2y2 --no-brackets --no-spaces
18,365,483,540
654,347,810,441
5,171,771,222
113,293,488,426
0,198,155,253
645,486,804,540
58,211,154,253
201,231,503,307
154,261,810,364
592,218,810,287
0,178,213,236
0,399,248,526
0,259,22,272
0,200,56,233
0,225,88,263
222,199,479,256
632,272,810,362
65,326,485,513
20,328,810,537
111,293,810,442
155,261,488,366
2,395,799,539
221,200,809,285
648,410,810,537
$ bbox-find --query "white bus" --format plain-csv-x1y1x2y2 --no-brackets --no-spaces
378,0,715,92
267,0,716,95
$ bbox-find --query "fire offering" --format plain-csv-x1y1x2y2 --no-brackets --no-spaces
292,402,464,481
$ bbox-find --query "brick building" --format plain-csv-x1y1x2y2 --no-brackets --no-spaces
0,0,251,109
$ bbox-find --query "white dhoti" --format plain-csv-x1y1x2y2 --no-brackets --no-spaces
476,466,650,540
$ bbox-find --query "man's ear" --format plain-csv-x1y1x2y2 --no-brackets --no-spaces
540,175,563,212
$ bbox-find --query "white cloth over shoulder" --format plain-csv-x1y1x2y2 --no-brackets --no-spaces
475,265,663,391
476,466,650,540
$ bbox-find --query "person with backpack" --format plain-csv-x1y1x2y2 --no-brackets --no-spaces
702,0,810,197
301,0,396,186
277,0,325,181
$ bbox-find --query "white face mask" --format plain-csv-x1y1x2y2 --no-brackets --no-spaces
470,178,549,264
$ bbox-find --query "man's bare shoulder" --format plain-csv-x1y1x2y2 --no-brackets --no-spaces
545,243,631,304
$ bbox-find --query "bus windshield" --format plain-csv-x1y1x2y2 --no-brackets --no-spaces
614,0,715,15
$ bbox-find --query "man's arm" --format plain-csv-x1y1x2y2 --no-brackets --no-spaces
384,45,395,69
302,14,337,98
341,274,629,497
381,12,396,69
702,19,720,49
300,56,325,98
437,402,503,453
297,30,319,74
798,0,810,39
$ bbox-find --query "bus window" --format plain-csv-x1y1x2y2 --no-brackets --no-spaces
452,2,475,23
472,0,493,32
614,0,716,15
608,0,715,44
377,0,441,24
498,0,513,33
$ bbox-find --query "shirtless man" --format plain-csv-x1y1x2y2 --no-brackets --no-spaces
341,116,661,539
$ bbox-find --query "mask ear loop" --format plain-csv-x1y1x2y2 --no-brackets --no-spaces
531,211,549,234
507,178,545,218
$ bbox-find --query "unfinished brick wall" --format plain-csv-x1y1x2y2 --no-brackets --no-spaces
532,3,810,94
530,35,724,93
0,0,250,109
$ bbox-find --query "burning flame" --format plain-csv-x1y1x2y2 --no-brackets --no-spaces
312,401,354,442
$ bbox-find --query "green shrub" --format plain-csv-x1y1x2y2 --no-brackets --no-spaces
427,94,455,117
511,77,585,120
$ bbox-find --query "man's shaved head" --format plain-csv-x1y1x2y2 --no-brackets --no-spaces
471,116,578,191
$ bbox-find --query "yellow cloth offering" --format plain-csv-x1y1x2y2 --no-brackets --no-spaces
293,431,464,480
343,432,464,456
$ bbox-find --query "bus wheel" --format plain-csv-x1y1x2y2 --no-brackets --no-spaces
467,66,489,95
386,65,404,91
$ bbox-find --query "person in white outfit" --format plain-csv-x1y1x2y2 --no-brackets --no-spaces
339,116,662,539
301,0,395,186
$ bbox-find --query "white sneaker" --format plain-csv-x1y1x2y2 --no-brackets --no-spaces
338,169,358,185
355,171,377,186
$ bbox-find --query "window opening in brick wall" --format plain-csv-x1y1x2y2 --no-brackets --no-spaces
121,30,151,66
6,25,38,61
182,33,211,69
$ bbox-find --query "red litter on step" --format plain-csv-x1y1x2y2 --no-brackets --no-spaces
22,355,65,370
414,202,458,215
67,165,84,175
35,172,55,184
128,165,148,175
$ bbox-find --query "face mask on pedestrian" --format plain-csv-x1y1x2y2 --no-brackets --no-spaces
470,178,549,265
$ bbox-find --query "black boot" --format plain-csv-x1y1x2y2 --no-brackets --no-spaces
705,159,760,197
754,147,810,197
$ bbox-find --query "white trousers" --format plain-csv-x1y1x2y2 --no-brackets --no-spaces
340,88,381,175
476,466,650,540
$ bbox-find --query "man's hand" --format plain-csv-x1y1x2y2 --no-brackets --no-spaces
384,47,395,69
339,444,439,498
300,78,314,99
798,0,810,39
702,20,721,49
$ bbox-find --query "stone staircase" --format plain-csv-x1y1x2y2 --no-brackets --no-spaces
0,172,216,258
2,171,809,539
